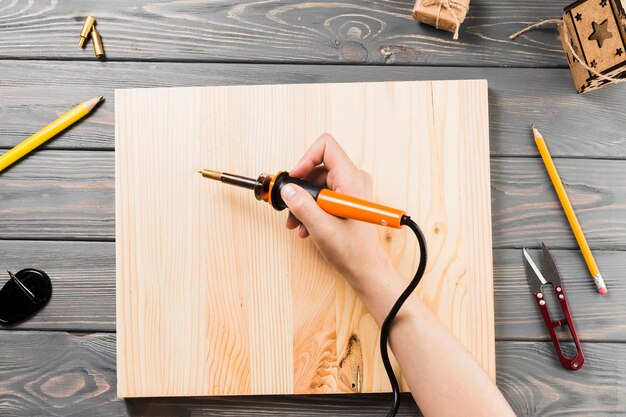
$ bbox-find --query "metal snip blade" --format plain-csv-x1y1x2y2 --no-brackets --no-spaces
523,248,546,293
541,242,562,285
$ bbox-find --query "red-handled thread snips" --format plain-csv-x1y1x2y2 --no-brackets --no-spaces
523,243,584,370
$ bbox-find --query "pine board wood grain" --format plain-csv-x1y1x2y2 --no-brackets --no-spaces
2,61,625,158
2,150,626,249
1,331,625,416
0,0,570,67
2,241,625,342
114,80,494,396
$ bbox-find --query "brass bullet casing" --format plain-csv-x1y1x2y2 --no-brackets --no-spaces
91,26,105,58
79,16,95,47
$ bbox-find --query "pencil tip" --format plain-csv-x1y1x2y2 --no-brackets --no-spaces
531,125,542,139
84,95,104,110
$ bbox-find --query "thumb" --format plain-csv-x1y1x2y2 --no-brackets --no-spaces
280,184,332,234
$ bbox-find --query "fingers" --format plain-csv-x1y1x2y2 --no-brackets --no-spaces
303,165,328,187
280,183,336,237
298,224,310,238
285,166,329,235
286,213,310,239
290,133,358,179
333,168,374,199
285,212,301,230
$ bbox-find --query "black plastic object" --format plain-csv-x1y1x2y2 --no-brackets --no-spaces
0,269,52,325
269,171,323,211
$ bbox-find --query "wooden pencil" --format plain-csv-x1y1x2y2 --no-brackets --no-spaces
532,125,607,295
0,96,103,173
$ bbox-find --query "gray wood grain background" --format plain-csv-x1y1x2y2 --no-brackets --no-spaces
1,0,625,415
0,0,569,66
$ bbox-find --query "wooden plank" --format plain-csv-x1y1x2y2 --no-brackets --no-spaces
0,0,569,66
493,248,626,341
2,61,626,158
0,151,114,240
0,331,624,416
497,341,626,416
115,80,494,396
491,157,626,249
2,150,625,248
2,242,625,342
0,241,115,331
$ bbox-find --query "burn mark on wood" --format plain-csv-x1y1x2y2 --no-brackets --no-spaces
338,333,363,392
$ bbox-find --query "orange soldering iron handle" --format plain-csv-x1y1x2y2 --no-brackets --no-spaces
267,172,405,229
316,189,405,229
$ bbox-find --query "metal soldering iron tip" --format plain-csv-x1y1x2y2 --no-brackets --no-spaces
198,169,223,181
198,169,258,190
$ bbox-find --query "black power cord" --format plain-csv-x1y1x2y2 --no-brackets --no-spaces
380,215,428,417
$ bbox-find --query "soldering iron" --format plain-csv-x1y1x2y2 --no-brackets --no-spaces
199,168,427,417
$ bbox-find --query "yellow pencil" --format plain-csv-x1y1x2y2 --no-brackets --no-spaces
532,125,607,295
0,96,103,173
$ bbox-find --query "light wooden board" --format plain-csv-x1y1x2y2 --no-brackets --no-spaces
115,80,493,397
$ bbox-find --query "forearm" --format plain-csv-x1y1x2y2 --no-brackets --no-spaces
348,264,516,417
285,134,515,416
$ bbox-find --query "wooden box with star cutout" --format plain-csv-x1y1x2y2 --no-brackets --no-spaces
558,0,626,93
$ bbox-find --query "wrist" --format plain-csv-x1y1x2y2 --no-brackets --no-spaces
341,250,395,288
343,257,415,325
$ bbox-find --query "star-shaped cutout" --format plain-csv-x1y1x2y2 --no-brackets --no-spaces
588,19,613,48
617,48,624,56
590,59,598,68
600,0,607,7
575,13,582,21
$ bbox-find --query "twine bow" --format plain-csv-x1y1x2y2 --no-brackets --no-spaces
509,19,626,85
420,0,468,40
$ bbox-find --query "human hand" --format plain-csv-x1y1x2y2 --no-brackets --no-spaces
280,134,392,284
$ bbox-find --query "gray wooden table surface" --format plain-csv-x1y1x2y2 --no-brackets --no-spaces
1,1,625,416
